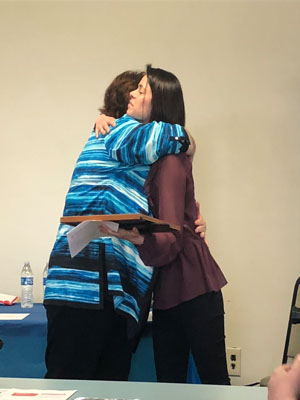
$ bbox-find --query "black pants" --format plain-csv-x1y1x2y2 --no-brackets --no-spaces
45,302,133,380
152,291,230,385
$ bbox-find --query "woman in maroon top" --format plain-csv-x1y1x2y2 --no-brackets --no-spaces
100,65,230,385
138,152,229,384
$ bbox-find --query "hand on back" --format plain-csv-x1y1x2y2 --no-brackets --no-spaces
95,114,116,138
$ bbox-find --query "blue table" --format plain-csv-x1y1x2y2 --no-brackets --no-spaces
0,377,268,400
0,303,200,383
0,303,47,378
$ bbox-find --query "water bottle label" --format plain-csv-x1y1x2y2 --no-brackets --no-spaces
21,277,33,285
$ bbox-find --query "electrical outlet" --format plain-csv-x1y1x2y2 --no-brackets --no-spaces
226,347,241,376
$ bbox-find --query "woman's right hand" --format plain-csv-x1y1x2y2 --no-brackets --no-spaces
185,129,196,160
99,224,144,246
95,114,116,138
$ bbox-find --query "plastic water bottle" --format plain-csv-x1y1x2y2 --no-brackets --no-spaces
43,262,49,293
21,261,34,308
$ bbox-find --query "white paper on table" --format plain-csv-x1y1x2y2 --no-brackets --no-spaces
67,220,119,258
0,293,18,306
0,389,10,398
0,314,29,321
0,389,76,400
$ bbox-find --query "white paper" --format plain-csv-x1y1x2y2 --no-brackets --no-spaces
0,293,18,305
0,314,29,321
0,389,76,400
67,220,119,258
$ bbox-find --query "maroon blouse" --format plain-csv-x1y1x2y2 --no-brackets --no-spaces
137,153,227,310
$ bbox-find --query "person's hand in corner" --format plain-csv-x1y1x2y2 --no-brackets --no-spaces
95,114,116,138
268,355,300,400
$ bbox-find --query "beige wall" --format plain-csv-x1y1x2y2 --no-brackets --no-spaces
1,0,300,385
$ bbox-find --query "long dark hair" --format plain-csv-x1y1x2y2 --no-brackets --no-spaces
146,64,185,126
99,70,144,118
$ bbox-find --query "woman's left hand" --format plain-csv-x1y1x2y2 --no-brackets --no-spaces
95,114,116,138
194,201,206,238
99,224,144,245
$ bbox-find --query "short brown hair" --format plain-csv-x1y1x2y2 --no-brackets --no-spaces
99,70,144,119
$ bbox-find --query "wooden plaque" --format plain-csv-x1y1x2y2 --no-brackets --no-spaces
60,213,180,233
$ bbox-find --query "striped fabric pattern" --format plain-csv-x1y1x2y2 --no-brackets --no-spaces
44,115,187,325
104,115,188,165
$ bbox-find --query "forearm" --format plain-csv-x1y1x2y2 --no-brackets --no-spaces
138,231,183,267
137,155,187,267
104,116,189,165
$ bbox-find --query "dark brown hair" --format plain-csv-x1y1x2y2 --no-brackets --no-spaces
99,70,144,118
146,64,185,126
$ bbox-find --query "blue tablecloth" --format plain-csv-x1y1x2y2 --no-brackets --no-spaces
0,303,200,383
0,303,47,378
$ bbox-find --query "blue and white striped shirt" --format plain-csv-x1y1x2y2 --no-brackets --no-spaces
44,115,188,327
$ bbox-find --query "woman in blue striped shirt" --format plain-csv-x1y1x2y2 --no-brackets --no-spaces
44,68,191,381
